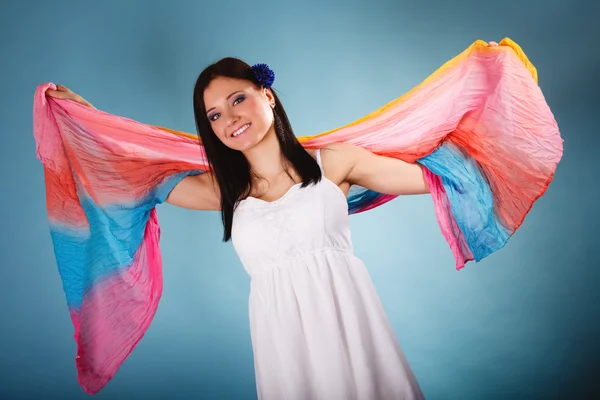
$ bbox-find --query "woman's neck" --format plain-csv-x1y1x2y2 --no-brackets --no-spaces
243,127,289,180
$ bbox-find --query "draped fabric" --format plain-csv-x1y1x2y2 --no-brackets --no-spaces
33,38,562,394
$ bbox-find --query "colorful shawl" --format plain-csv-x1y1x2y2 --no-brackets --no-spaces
33,38,562,394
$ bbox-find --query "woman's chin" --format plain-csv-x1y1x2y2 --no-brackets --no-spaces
224,128,271,152
226,135,256,152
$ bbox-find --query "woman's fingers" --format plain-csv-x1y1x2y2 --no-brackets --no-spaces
45,86,96,109
55,84,72,92
46,88,69,98
47,84,73,97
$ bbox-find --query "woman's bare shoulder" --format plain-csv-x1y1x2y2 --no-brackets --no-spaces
310,144,353,193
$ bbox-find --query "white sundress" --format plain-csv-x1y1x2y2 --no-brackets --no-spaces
231,149,425,400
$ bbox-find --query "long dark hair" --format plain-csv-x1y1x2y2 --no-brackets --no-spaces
193,57,322,242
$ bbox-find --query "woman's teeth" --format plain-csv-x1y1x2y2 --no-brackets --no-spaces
232,123,251,138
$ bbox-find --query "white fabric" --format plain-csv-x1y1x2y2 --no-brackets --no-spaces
232,149,425,400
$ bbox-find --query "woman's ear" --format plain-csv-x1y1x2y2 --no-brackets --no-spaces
263,88,275,108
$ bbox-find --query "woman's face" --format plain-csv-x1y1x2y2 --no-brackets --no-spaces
204,76,275,151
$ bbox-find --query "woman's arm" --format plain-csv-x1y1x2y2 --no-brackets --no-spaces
322,142,429,196
166,172,221,210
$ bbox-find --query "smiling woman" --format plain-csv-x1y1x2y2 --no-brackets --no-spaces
186,58,429,399
37,38,562,397
188,58,325,243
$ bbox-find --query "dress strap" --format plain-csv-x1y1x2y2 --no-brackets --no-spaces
315,149,323,171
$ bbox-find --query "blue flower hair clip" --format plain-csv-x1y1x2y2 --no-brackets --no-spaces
251,63,275,89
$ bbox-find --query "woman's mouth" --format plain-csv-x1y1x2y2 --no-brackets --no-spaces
231,123,251,138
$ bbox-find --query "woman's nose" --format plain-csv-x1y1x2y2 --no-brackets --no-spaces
225,111,239,126
226,113,239,127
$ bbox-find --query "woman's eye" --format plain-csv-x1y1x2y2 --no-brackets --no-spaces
208,96,244,121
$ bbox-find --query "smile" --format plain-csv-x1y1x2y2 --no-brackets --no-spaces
231,123,251,138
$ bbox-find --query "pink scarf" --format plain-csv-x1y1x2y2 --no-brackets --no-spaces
33,38,562,393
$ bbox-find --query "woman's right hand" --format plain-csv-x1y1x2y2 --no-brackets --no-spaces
46,85,96,109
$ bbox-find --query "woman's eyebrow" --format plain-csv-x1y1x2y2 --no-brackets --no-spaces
206,91,242,114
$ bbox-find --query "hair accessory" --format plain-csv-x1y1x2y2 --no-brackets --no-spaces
251,63,275,89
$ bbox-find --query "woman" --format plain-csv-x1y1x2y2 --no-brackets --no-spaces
42,40,562,400
47,59,430,399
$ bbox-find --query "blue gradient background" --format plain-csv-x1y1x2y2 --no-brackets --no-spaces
1,0,598,398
